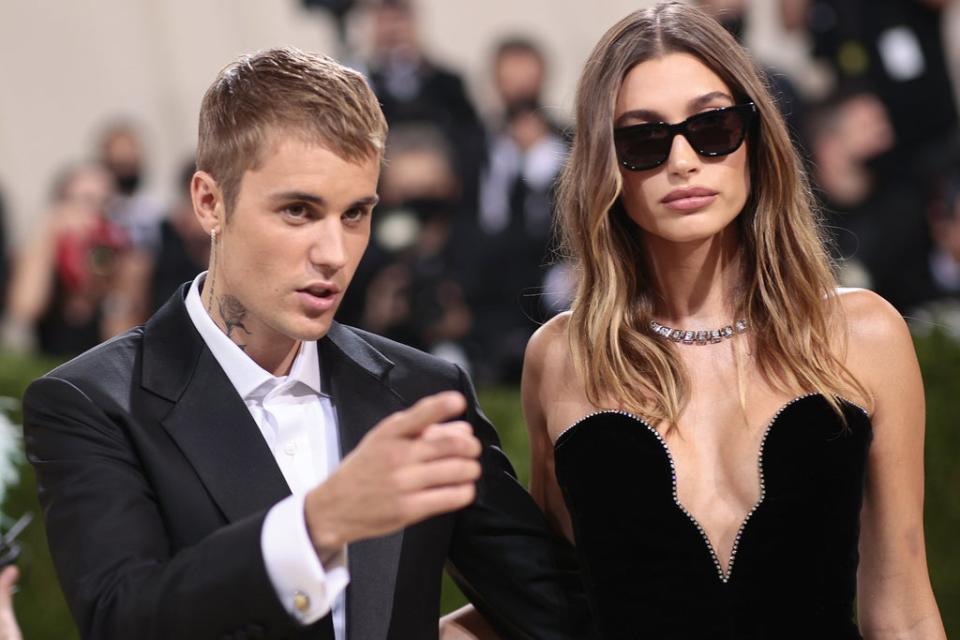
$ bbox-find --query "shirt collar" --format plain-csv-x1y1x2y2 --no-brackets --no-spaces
184,273,325,399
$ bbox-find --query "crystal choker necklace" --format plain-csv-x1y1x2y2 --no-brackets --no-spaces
649,319,748,345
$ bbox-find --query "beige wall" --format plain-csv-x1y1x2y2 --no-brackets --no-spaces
1,0,958,246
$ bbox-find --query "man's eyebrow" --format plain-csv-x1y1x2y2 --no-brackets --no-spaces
269,191,327,206
614,91,736,128
268,193,380,208
352,195,380,208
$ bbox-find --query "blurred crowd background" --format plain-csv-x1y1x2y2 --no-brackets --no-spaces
0,0,959,384
0,0,959,636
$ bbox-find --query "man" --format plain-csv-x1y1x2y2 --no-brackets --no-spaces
23,49,585,640
364,0,486,216
472,38,569,384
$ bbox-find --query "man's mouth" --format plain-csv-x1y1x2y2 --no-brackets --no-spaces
296,283,341,313
299,284,339,299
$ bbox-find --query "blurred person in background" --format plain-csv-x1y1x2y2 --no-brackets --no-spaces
780,0,958,162
148,159,209,313
472,37,569,384
98,120,166,254
926,173,960,302
487,37,566,136
356,124,473,370
697,0,808,145
473,100,568,384
909,169,960,335
781,0,960,310
364,0,486,213
805,90,943,310
2,162,144,356
805,93,905,286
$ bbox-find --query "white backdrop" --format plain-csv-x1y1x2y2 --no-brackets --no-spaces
0,0,957,246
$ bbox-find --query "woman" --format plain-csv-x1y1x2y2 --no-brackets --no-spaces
522,3,945,638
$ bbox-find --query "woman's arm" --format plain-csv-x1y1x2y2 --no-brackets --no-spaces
522,316,575,541
5,218,57,328
839,290,946,639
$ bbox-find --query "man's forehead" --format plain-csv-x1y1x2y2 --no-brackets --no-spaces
254,127,380,169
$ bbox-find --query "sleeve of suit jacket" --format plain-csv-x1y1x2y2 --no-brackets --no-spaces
446,365,594,640
23,374,314,640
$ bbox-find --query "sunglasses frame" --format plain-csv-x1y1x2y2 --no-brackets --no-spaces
613,102,758,172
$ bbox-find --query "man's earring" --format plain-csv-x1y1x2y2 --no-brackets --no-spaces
206,228,218,314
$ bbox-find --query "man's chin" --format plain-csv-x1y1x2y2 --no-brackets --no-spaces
285,316,335,342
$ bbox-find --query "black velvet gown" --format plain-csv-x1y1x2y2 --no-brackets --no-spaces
554,393,872,639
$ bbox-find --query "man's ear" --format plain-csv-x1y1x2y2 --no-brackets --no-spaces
191,170,225,234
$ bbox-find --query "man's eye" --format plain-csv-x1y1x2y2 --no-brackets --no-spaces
343,208,367,222
282,204,311,220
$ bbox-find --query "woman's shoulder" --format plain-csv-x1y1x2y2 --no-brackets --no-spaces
835,287,910,345
525,312,571,368
524,312,578,391
834,288,916,392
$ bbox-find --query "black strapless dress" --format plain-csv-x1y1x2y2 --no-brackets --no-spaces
554,394,872,639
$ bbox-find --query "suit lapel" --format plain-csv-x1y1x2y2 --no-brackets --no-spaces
322,323,407,640
144,293,410,635
161,348,292,521
143,286,291,523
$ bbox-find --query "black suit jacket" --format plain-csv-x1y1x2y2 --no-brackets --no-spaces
23,286,588,640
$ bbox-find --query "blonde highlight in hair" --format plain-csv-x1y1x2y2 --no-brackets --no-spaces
197,47,388,216
557,2,870,426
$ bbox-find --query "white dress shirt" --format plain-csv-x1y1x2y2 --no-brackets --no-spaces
185,273,349,638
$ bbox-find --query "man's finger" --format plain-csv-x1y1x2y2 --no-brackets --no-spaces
412,426,481,462
421,421,473,440
403,484,477,522
395,458,482,492
0,565,19,606
380,391,467,438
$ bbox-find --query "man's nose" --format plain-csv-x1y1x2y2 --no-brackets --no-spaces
308,218,348,272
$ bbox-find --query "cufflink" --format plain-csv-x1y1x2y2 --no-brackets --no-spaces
293,591,310,615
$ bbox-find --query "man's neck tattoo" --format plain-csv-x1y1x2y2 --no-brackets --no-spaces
218,295,252,351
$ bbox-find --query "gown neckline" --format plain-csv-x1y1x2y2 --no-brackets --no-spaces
554,393,871,582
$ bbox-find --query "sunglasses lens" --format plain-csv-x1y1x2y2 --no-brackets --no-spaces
686,108,747,155
614,104,754,171
615,125,671,170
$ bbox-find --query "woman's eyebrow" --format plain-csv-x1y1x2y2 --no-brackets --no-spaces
688,91,735,110
614,108,664,127
614,91,736,128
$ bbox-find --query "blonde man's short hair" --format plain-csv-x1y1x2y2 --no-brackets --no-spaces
197,47,388,215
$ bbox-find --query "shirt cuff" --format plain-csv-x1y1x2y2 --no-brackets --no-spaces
261,493,350,625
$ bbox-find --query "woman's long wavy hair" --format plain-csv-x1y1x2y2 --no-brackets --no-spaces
556,2,870,426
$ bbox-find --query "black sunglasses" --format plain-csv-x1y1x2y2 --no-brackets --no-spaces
613,102,757,171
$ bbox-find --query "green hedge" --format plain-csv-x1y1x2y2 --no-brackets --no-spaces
2,333,958,637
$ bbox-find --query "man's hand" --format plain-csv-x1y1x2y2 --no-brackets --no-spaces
304,391,482,551
439,604,500,639
0,566,23,640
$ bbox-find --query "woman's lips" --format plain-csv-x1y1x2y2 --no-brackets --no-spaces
661,187,718,212
662,193,718,211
